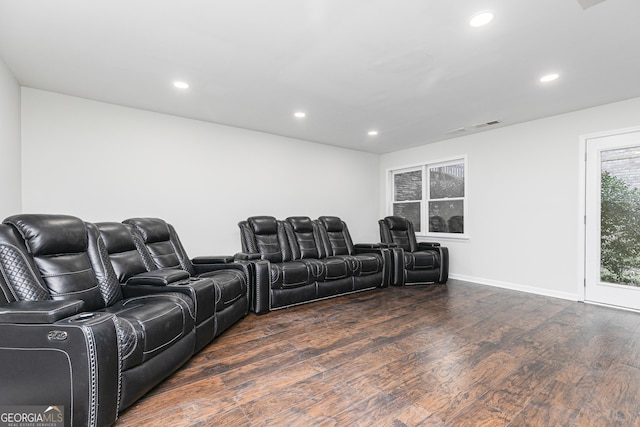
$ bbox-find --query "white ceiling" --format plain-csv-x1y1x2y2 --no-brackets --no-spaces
1,0,639,154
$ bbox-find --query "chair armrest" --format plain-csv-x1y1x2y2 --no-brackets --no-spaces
234,252,262,261
354,243,384,255
191,254,250,276
379,242,398,248
192,255,235,264
417,242,440,250
126,269,190,286
192,258,250,277
0,311,120,426
0,300,84,324
387,247,406,286
353,244,393,287
247,259,271,314
354,243,383,249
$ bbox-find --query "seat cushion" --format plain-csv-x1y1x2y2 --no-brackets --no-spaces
199,269,247,312
353,253,383,275
104,293,194,370
330,254,382,277
319,257,350,280
270,261,313,288
405,251,437,270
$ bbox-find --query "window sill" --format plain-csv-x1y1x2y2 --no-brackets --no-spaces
417,234,470,242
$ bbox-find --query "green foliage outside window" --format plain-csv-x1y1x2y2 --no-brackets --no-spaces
600,171,640,286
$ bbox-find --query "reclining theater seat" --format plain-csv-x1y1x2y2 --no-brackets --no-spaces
95,222,216,351
237,216,317,313
285,216,353,296
378,215,449,286
0,222,119,427
315,216,391,291
123,217,249,337
237,216,389,314
0,214,196,427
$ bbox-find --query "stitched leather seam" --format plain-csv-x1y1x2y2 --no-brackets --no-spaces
82,325,98,427
137,305,181,324
111,316,123,421
223,292,242,305
142,330,183,354
116,317,139,360
0,243,50,298
40,268,94,278
50,286,100,296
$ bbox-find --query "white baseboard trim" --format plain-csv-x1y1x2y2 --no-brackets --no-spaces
449,274,580,302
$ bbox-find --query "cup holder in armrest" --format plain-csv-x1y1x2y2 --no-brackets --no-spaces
76,313,97,320
175,277,216,289
64,312,108,324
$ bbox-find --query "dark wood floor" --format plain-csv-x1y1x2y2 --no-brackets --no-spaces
115,280,640,426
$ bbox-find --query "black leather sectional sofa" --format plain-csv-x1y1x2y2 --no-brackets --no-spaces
0,214,249,427
237,216,391,314
0,213,448,426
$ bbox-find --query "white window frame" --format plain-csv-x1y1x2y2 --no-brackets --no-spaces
390,166,424,231
387,155,468,240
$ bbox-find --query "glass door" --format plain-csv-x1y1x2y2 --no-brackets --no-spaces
585,129,640,310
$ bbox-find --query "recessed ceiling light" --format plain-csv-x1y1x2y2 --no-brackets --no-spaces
294,112,306,118
368,130,379,136
540,73,559,83
173,81,189,89
469,11,494,27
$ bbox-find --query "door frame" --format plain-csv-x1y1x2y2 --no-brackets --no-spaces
578,125,640,310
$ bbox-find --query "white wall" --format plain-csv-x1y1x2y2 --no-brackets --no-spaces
21,88,380,255
380,97,640,300
0,56,21,218
20,86,640,301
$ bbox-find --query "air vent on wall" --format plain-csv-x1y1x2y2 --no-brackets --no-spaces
472,120,501,129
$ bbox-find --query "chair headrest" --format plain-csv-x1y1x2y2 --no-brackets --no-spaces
247,216,278,235
318,216,343,232
286,216,313,233
96,222,136,253
4,214,87,256
124,218,170,243
383,216,410,231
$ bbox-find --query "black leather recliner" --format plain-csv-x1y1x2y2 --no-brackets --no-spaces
378,215,449,285
316,215,391,291
237,215,389,314
122,217,249,337
0,214,196,427
95,221,218,351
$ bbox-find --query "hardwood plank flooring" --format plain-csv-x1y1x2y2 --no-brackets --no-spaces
115,280,640,426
